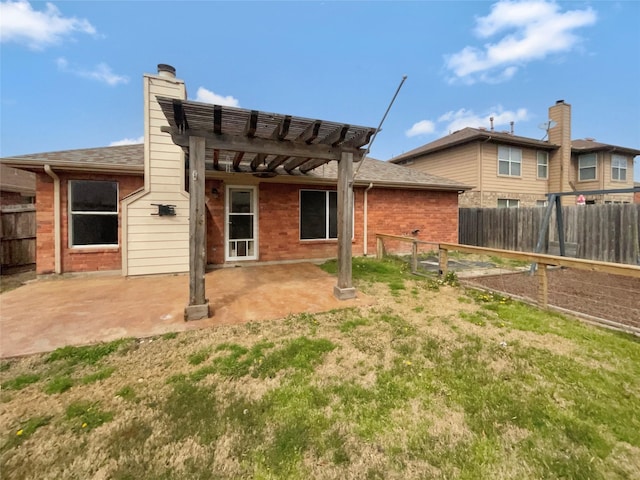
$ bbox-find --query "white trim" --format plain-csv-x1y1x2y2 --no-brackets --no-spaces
225,185,258,261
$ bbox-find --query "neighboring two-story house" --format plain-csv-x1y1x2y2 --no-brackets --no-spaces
390,100,639,207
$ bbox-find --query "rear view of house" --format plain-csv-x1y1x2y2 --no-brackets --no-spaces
1,64,469,278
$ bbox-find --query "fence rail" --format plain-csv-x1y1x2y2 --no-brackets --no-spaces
0,204,36,271
459,204,640,265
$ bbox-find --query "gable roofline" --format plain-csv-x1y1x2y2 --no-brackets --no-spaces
1,145,471,192
390,127,559,163
571,139,640,156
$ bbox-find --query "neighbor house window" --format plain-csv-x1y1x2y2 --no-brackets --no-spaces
537,151,548,179
300,190,338,240
497,199,519,208
578,153,597,181
498,146,522,176
536,200,548,207
611,154,627,181
69,180,118,246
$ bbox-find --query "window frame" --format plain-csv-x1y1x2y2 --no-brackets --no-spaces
497,198,520,208
536,151,549,179
68,180,119,248
611,154,627,182
578,153,597,181
299,189,353,241
497,146,522,177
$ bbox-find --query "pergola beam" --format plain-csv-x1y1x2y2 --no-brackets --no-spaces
250,153,267,171
271,115,291,140
161,127,354,162
267,155,290,171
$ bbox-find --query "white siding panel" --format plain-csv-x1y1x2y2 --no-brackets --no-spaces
127,240,189,251
127,263,189,276
128,248,189,259
128,256,190,268
128,223,188,234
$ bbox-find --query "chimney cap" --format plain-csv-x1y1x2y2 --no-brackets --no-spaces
157,64,176,78
556,99,565,104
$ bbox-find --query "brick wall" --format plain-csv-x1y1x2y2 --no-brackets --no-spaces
205,182,459,265
36,172,143,275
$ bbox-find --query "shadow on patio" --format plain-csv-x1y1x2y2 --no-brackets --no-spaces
0,263,372,358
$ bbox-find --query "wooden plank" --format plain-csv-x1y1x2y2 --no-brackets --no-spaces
213,149,220,170
161,127,358,162
536,263,548,308
439,248,448,275
213,106,222,134
283,157,311,173
322,124,350,146
232,151,245,170
186,136,210,320
299,158,331,173
245,110,258,138
250,153,267,171
342,128,375,149
438,242,640,278
270,115,291,140
334,151,355,300
297,119,322,144
266,155,289,171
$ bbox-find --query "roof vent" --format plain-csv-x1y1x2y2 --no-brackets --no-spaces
157,64,176,78
585,137,596,142
478,126,487,131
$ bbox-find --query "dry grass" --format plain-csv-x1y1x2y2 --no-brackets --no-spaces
1,258,639,479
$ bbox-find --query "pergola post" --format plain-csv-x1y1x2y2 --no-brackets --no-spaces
334,150,356,300
184,135,211,320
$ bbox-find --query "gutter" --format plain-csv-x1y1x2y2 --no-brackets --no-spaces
44,165,61,274
363,183,374,255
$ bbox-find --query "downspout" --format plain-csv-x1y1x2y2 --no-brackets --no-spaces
44,165,61,274
363,182,374,255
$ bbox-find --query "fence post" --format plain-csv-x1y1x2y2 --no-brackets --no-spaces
411,241,418,274
376,236,383,259
439,247,448,276
536,263,548,308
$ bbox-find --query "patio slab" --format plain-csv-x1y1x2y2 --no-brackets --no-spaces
0,263,372,358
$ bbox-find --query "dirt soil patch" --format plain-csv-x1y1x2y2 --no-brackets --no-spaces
466,268,640,330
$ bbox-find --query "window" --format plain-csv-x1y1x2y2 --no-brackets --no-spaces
300,190,338,240
537,151,548,179
578,153,597,181
611,154,627,181
497,199,519,208
69,180,118,246
536,200,548,207
498,146,522,176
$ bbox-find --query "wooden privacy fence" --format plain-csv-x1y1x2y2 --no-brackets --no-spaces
459,204,640,265
0,204,36,271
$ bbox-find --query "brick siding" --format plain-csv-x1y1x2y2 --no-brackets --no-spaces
35,172,143,275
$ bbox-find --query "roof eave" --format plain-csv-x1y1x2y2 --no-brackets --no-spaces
0,159,144,174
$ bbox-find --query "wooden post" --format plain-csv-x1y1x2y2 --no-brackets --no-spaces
184,136,211,320
376,236,383,260
439,247,448,276
334,151,356,300
536,263,548,308
411,241,418,274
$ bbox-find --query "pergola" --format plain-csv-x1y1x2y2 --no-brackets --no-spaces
158,98,376,320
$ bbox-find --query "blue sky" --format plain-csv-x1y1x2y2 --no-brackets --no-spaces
1,0,639,180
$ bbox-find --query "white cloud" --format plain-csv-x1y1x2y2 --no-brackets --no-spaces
194,87,239,107
406,105,529,139
109,136,143,147
445,0,597,84
405,120,436,137
56,57,129,86
0,0,97,50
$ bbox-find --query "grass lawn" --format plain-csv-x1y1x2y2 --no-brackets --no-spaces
1,257,639,479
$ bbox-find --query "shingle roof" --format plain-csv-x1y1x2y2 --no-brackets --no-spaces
390,127,558,163
571,139,640,156
1,144,144,172
1,144,470,192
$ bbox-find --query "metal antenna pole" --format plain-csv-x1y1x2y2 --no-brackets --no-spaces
353,75,407,180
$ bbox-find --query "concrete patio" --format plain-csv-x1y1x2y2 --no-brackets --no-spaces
0,263,372,358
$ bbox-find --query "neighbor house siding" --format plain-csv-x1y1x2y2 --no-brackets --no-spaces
408,143,478,188
122,72,189,276
35,172,143,275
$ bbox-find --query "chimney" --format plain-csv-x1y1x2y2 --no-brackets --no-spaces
548,100,572,203
510,121,514,135
490,116,494,132
157,64,176,78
